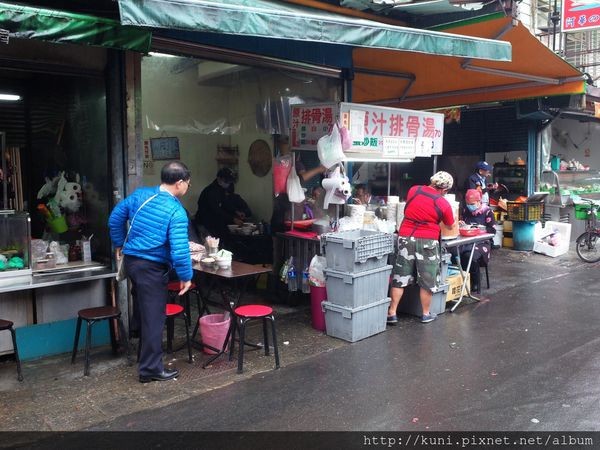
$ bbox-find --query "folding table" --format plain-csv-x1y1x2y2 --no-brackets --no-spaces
442,233,494,312
191,261,272,368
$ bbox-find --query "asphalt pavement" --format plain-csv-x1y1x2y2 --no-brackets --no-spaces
2,248,599,438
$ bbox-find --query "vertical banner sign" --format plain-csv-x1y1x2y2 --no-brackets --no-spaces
562,0,600,32
290,103,339,150
339,102,444,158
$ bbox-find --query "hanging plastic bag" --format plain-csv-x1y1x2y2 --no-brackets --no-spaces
273,154,292,196
338,122,352,151
286,165,305,203
308,255,327,287
317,124,345,169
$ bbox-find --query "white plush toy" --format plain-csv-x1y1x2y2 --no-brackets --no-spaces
54,173,82,212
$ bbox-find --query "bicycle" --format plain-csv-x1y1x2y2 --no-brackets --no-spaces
575,199,600,263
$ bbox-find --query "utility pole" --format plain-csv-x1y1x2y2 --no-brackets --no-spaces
550,0,561,52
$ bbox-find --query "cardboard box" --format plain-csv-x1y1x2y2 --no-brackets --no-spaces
445,273,470,302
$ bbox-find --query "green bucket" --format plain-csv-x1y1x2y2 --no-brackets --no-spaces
47,216,68,233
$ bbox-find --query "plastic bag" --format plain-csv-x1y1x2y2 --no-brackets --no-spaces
308,255,327,287
286,166,305,203
338,123,352,151
317,124,345,169
273,154,293,196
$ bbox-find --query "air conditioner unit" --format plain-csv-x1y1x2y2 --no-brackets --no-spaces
197,61,247,83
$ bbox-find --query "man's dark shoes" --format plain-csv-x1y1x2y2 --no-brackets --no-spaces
139,368,179,383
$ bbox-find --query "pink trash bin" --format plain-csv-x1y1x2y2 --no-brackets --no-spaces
310,286,327,332
199,313,231,354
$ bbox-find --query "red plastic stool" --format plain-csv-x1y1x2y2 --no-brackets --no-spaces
229,304,280,374
136,303,193,364
167,281,206,327
166,303,192,363
0,319,23,381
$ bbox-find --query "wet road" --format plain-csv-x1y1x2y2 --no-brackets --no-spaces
90,255,600,431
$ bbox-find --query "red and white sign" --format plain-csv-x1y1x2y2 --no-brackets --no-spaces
562,0,600,32
290,103,339,151
339,102,444,157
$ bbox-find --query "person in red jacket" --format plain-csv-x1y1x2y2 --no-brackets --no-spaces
387,171,455,324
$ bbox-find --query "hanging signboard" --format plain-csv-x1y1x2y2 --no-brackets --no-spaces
339,102,444,159
291,102,444,161
562,0,600,32
290,103,339,151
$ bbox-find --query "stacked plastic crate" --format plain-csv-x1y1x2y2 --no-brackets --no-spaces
320,230,394,342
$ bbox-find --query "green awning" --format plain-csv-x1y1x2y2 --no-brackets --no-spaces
0,2,151,52
117,0,511,61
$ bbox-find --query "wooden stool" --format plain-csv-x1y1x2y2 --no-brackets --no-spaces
0,319,23,381
71,306,128,376
229,304,280,374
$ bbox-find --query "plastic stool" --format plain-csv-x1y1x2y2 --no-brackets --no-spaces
229,304,280,374
0,319,23,381
166,303,192,363
71,306,128,376
167,281,205,327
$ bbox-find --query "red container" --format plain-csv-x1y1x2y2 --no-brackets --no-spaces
310,286,327,332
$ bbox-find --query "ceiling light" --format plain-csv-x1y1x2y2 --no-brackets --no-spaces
0,94,21,101
148,52,177,58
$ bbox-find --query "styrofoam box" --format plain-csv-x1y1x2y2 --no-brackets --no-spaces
324,265,392,308
533,221,571,258
322,297,390,343
397,283,449,317
320,229,394,273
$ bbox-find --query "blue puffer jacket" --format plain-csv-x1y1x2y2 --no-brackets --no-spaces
108,186,192,282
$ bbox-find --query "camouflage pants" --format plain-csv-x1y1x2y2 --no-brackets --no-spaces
391,236,441,291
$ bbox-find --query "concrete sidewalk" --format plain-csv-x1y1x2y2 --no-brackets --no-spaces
0,247,592,431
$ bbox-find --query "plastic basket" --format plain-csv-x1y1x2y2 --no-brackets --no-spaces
324,265,392,308
506,202,544,221
574,203,600,220
320,229,394,273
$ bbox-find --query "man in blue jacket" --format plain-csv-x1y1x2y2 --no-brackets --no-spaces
109,161,192,383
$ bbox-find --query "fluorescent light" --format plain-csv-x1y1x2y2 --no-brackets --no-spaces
148,52,177,58
0,94,21,101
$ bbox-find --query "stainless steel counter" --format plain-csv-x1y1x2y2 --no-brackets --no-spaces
0,266,115,294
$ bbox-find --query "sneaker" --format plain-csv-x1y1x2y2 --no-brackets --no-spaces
386,314,398,325
421,313,437,323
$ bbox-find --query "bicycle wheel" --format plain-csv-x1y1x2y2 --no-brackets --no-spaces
575,231,600,263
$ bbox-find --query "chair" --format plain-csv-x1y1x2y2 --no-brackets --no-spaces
228,304,280,374
0,319,23,382
167,281,205,327
472,259,490,294
71,306,128,376
136,303,193,364
165,303,193,363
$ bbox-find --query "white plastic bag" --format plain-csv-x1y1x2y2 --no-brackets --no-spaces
308,255,327,287
317,124,345,169
286,167,305,203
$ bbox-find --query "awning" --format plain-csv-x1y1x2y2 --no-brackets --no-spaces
117,0,511,61
352,15,585,110
0,2,151,53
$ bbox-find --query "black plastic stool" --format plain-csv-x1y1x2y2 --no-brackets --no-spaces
71,306,128,376
0,319,23,381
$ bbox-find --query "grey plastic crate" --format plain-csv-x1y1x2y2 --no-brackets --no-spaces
322,297,390,343
324,265,392,308
440,251,452,282
320,229,394,273
396,283,449,317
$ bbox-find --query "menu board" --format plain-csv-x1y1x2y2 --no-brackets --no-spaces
339,102,444,159
290,103,339,151
150,137,180,160
290,102,444,161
